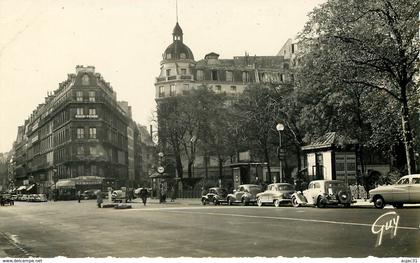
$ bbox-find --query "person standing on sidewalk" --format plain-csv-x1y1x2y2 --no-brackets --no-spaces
170,185,177,202
96,190,103,208
77,190,81,203
139,188,148,206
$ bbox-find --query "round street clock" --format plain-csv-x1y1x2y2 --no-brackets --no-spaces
157,166,165,174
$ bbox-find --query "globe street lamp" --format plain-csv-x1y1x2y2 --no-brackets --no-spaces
276,123,284,183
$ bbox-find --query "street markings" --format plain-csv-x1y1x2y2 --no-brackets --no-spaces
1,232,37,257
138,209,419,231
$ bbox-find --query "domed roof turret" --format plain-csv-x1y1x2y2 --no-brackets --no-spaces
162,23,194,61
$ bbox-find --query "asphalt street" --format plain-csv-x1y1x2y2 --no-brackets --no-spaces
0,199,419,258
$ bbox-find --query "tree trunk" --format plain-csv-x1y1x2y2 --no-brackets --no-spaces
175,152,183,179
218,155,223,184
401,97,417,174
264,146,272,183
187,161,193,178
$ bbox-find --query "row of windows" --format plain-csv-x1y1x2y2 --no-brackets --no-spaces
76,127,97,139
54,127,71,146
166,68,188,76
76,90,96,102
158,84,237,97
162,68,291,84
76,107,96,116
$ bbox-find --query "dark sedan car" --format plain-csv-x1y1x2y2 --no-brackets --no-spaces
81,189,101,200
201,187,229,205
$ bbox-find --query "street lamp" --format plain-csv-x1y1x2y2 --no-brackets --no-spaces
276,123,284,183
190,136,197,178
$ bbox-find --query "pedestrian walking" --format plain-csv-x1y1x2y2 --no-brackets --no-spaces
96,190,103,208
170,185,177,202
161,184,167,203
139,188,149,206
77,190,81,203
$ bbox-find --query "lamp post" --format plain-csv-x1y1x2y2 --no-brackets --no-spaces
190,136,197,178
52,167,58,201
276,123,284,183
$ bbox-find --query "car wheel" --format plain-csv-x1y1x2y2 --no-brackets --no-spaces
257,198,263,207
201,198,208,205
213,200,219,206
316,196,326,208
227,197,233,206
242,198,249,206
393,203,403,209
373,196,385,209
291,196,300,207
274,199,280,207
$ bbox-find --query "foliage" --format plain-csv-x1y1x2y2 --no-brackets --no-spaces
298,0,420,172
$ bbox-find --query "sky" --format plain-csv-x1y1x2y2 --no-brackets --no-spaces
0,0,326,153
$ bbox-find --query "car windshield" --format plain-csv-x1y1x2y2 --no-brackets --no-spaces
324,181,345,192
248,186,262,191
278,185,294,191
215,189,227,195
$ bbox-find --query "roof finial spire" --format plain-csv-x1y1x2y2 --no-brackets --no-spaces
176,0,178,23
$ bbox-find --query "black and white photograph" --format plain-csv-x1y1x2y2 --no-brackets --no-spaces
0,0,419,262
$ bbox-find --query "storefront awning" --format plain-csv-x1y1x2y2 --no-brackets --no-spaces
54,180,76,188
26,184,35,191
17,185,26,191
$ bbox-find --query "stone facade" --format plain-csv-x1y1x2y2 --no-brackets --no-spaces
11,66,148,194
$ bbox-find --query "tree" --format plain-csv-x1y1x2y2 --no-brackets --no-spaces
299,0,420,173
234,84,280,182
156,97,187,179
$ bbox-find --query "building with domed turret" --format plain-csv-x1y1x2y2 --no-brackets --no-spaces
155,22,295,194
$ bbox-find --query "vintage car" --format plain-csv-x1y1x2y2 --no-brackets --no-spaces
0,193,15,206
81,189,101,200
369,174,420,209
111,190,127,203
201,187,229,205
256,183,295,207
227,184,263,206
291,180,353,208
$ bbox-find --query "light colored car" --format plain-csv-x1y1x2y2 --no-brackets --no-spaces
291,180,353,208
111,190,127,203
256,183,295,207
20,194,28,201
227,184,262,206
33,194,48,202
369,174,420,209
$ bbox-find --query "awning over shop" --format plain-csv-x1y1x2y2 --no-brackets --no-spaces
54,180,76,188
73,176,103,185
26,184,35,191
17,185,26,191
149,172,173,179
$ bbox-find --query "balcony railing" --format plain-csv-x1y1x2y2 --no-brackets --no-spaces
156,75,193,83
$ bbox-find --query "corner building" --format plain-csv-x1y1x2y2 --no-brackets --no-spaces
13,66,135,194
155,23,295,190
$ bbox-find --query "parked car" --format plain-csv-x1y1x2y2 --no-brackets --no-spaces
81,189,101,200
256,183,295,207
227,184,263,206
111,190,126,203
20,194,28,201
201,187,229,205
27,194,37,202
291,180,353,208
0,193,14,206
369,174,420,209
33,194,48,202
